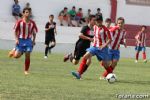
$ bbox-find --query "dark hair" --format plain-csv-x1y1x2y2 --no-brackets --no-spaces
79,8,82,11
117,17,125,23
105,18,111,22
88,9,91,12
96,15,103,21
88,15,95,21
72,6,75,9
141,25,147,29
49,14,54,18
97,8,100,11
64,7,68,10
23,8,30,13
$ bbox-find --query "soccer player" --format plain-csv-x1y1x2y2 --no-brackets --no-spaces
71,15,112,79
101,17,127,79
105,18,112,29
44,15,57,58
135,25,147,63
9,8,38,75
63,15,96,66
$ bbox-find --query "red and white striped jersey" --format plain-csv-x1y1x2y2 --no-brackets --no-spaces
135,32,146,47
14,19,38,39
109,26,126,50
92,25,112,48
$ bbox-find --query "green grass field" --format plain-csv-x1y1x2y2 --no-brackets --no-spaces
0,50,150,100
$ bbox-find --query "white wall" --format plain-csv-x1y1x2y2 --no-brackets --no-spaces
0,0,111,24
117,0,150,26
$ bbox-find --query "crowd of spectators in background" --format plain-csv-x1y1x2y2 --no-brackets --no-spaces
58,6,103,27
12,0,33,21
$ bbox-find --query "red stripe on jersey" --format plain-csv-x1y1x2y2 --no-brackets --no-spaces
27,23,31,38
98,29,102,46
22,22,26,39
112,30,121,49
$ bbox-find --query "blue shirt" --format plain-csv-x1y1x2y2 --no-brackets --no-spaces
12,4,21,14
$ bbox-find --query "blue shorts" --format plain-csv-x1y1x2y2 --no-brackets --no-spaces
109,49,120,60
135,46,146,52
86,46,110,61
16,38,33,53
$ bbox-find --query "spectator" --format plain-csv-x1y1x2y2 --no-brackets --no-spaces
87,9,91,18
58,7,68,26
85,9,92,24
75,8,86,27
95,8,103,20
12,0,22,21
68,6,76,26
24,2,33,19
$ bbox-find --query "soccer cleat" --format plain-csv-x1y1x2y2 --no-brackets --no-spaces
71,71,81,79
8,49,15,58
143,59,147,63
135,60,138,63
24,71,29,75
44,56,48,59
99,76,106,80
63,53,72,62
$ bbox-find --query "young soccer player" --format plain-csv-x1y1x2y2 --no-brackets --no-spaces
63,15,96,66
135,25,147,63
101,17,127,79
9,8,38,75
44,15,57,58
71,15,112,79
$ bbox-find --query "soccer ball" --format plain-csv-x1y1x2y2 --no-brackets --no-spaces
106,73,117,83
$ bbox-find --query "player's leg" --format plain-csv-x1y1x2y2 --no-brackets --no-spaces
71,52,93,79
142,47,147,63
135,46,141,63
44,38,50,58
71,47,96,79
49,38,56,53
97,47,113,79
24,52,31,75
102,50,119,78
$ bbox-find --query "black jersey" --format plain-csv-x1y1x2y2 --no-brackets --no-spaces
76,25,94,47
45,22,56,37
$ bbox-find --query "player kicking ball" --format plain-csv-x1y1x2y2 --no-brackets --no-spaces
135,25,147,63
101,17,127,79
8,8,38,75
63,15,96,67
71,15,112,79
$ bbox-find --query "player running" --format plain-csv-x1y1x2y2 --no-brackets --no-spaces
101,17,127,79
44,15,57,59
63,15,96,65
8,8,38,75
71,15,112,79
135,25,147,63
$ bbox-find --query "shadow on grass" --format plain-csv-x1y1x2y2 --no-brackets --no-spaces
117,80,150,85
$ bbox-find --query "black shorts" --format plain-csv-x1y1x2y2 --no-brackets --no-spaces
12,12,22,17
45,36,56,45
74,42,89,60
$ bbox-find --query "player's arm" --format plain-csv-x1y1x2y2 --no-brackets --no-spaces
135,32,141,43
45,23,50,31
14,21,20,45
79,33,93,42
101,30,112,49
54,23,57,35
32,22,38,46
32,33,36,46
